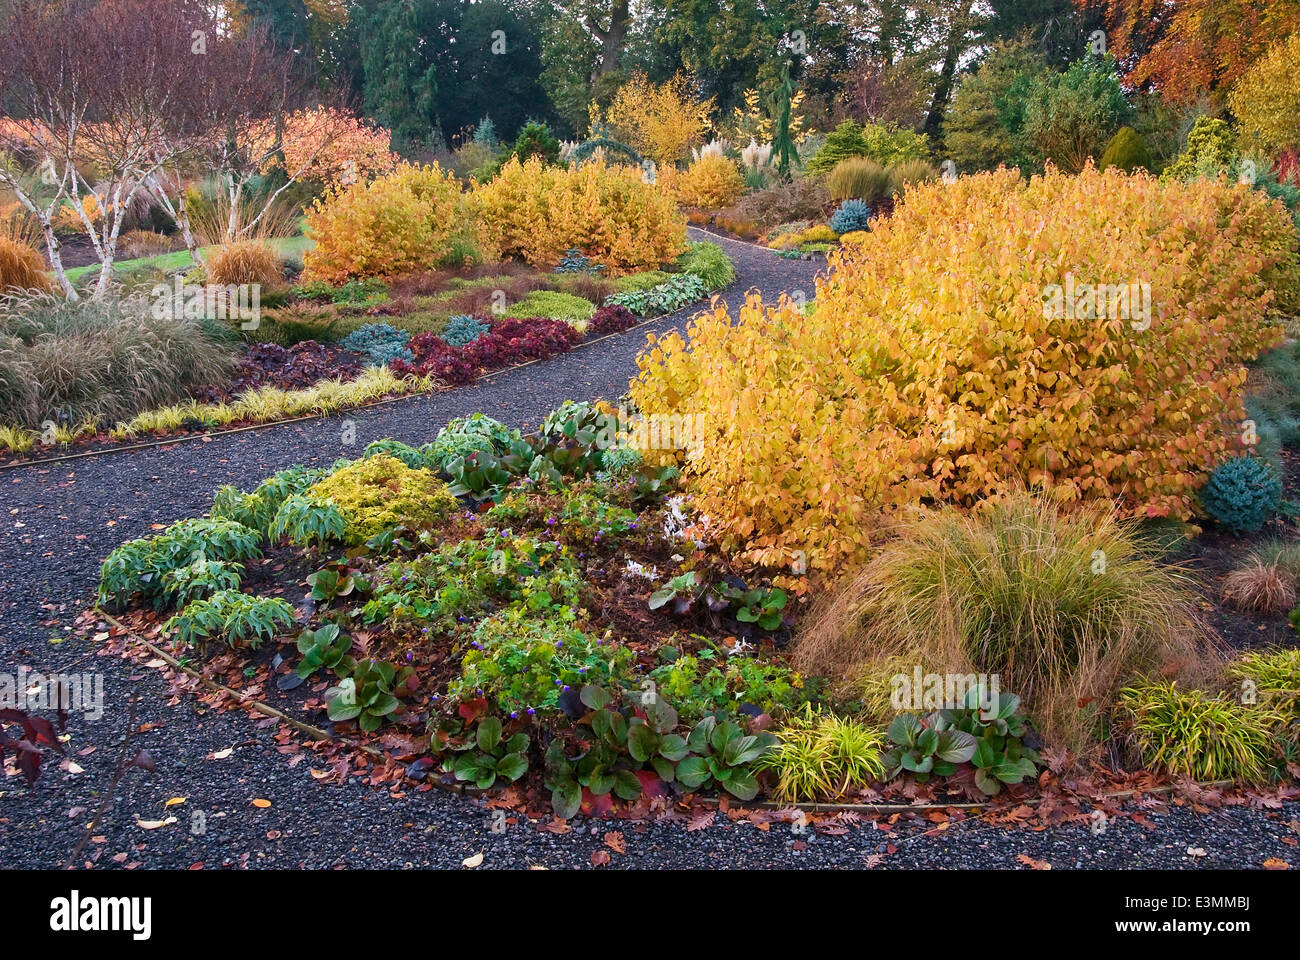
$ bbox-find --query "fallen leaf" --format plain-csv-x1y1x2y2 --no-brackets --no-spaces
210,748,233,760
1016,854,1051,870
250,798,271,808
604,831,625,854
462,852,484,869
164,797,186,807
1263,858,1291,870
589,849,611,867
135,816,177,830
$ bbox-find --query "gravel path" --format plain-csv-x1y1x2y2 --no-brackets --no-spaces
2,232,1297,871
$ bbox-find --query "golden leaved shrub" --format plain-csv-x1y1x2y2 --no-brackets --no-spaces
472,157,686,274
628,165,1300,572
302,163,474,284
664,154,746,210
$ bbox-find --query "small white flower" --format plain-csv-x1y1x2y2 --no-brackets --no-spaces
625,560,658,581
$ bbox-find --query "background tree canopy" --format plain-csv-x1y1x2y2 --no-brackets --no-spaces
220,0,1299,166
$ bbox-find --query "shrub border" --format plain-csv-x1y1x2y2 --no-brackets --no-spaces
0,282,727,472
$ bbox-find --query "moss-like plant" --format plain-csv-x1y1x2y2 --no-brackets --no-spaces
502,290,596,329
307,453,458,544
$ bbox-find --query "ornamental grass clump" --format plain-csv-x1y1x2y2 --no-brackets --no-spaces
826,157,891,203
206,240,285,288
1120,679,1279,782
0,237,53,292
794,492,1219,752
756,707,887,802
1230,648,1300,722
0,292,234,430
629,165,1300,572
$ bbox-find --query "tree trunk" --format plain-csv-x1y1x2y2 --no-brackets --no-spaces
41,220,78,300
923,25,964,139
587,1,630,76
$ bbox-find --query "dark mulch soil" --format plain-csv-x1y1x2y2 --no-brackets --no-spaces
46,234,100,270
1170,447,1300,652
3,229,1298,869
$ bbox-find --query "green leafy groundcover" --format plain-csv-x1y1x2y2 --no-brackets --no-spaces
94,400,1300,818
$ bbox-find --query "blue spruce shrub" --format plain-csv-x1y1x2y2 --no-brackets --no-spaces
829,198,871,234
341,322,412,367
1199,456,1283,534
443,314,490,347
555,248,606,275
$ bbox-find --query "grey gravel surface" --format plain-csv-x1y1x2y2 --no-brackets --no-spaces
2,231,1297,871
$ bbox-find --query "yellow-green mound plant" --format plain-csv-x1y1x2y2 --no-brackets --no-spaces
307,453,458,544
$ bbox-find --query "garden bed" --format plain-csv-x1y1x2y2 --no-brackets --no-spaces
80,398,1300,828
0,241,735,465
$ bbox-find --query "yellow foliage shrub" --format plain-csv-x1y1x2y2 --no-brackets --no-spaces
473,156,686,274
52,194,102,233
768,224,840,249
308,453,458,545
629,165,1300,572
303,163,474,284
667,154,746,209
1228,33,1300,156
0,237,52,292
206,240,285,287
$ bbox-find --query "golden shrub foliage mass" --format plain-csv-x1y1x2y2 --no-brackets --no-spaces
664,154,746,210
629,165,1300,572
472,157,686,274
303,162,473,284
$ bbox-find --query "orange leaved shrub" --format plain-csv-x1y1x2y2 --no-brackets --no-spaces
472,156,686,274
303,163,475,284
628,165,1300,572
